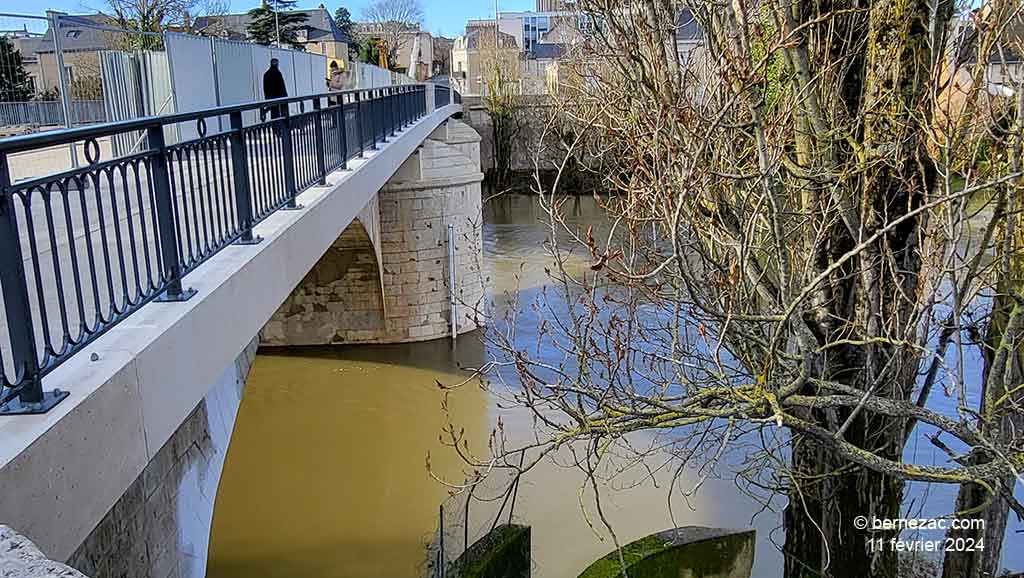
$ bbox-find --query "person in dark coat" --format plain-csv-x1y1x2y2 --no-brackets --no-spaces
262,58,288,121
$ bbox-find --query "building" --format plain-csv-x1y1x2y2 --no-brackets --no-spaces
675,7,703,65
194,6,351,75
457,0,590,96
451,26,519,96
535,0,575,11
432,36,454,77
18,14,114,99
394,30,433,81
455,3,704,96
348,22,438,81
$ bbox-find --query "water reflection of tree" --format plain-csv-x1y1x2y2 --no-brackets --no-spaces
437,2,1024,578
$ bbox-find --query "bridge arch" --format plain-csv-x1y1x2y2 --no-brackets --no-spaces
263,119,484,346
262,211,387,346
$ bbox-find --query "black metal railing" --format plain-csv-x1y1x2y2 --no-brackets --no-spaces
434,84,454,107
0,83,453,414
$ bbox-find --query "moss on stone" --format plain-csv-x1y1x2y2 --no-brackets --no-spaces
450,524,531,578
577,527,755,578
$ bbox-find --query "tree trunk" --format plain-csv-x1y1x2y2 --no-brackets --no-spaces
943,277,1022,578
785,412,903,578
942,478,1011,578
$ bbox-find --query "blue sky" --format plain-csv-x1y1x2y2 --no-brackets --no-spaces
0,0,535,38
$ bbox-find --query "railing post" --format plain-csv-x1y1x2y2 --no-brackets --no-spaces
0,152,68,415
228,111,261,245
372,89,380,150
279,106,302,209
148,124,197,303
312,98,327,185
355,91,365,157
406,86,412,123
390,88,397,137
379,88,388,141
406,86,412,125
337,94,349,169
398,87,405,127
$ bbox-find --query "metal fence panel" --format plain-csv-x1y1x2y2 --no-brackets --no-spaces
293,51,312,101
100,50,143,156
213,38,257,128
166,33,218,141
0,101,104,126
139,51,175,132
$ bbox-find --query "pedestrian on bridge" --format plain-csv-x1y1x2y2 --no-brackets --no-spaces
262,58,288,121
328,61,345,107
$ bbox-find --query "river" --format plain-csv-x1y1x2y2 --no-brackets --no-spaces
204,194,1020,578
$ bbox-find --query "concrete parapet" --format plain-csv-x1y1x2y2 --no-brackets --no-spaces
64,339,258,578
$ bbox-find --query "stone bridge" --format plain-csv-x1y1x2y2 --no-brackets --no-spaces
0,86,482,578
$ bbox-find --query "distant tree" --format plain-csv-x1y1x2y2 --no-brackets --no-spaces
357,37,383,66
479,33,524,188
361,0,423,69
0,37,33,102
247,0,308,49
333,6,353,39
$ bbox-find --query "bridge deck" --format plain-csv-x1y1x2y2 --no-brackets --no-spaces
0,97,461,560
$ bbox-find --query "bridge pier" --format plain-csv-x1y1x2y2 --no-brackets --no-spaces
262,119,485,346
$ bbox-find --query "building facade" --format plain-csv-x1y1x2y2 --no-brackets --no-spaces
451,27,519,96
8,14,114,99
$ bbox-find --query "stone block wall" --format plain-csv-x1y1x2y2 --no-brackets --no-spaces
261,217,386,345
263,119,485,345
378,168,484,341
59,339,259,578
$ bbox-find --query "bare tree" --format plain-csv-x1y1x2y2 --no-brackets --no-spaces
99,0,226,33
438,1,1024,578
941,7,1024,577
479,30,525,188
360,0,424,69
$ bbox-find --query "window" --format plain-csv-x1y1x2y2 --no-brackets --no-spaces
522,16,550,54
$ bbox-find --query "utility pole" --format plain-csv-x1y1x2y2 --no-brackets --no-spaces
275,9,281,47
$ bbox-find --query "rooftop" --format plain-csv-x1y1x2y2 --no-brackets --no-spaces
194,7,351,44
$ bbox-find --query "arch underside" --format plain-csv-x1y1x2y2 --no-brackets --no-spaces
262,216,386,346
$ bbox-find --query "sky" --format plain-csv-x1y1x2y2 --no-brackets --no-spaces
0,0,535,38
